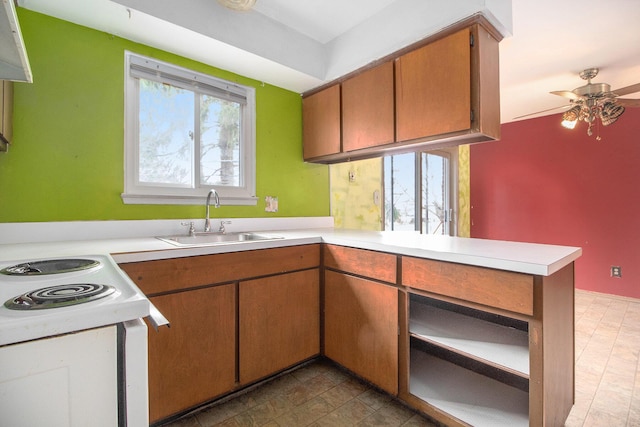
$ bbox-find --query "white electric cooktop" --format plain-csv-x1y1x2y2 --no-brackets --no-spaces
0,254,150,346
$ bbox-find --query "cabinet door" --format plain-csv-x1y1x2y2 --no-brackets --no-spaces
324,270,398,394
395,28,471,142
302,84,341,159
239,269,320,384
0,80,12,151
342,61,394,152
147,285,236,423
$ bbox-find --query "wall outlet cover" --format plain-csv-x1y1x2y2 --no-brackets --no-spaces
611,266,622,278
265,196,278,213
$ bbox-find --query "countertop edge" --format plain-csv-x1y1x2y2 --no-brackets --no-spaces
0,228,582,277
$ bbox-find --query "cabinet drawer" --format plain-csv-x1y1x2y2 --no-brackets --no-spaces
324,244,397,283
120,244,320,295
401,257,534,316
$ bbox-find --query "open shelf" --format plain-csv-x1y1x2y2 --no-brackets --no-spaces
409,294,529,376
410,347,529,426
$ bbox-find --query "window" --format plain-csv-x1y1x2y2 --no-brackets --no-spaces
383,149,457,235
123,52,257,205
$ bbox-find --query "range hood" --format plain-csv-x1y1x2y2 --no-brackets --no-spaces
0,0,32,82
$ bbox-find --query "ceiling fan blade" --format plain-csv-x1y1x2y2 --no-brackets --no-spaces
550,90,580,100
513,104,570,120
615,98,640,107
612,83,640,96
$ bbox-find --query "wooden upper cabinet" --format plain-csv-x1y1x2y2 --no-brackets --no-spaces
342,61,395,152
395,28,471,142
0,80,13,152
302,84,341,160
302,19,501,164
396,24,500,144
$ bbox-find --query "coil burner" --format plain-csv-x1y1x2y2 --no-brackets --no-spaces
0,259,101,276
4,283,118,310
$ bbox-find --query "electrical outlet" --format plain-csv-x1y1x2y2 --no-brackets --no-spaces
611,266,622,278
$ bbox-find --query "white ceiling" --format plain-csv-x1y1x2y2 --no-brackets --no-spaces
252,0,400,44
17,0,640,124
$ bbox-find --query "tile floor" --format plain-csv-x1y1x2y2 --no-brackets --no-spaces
160,290,640,427
158,359,435,427
566,290,640,426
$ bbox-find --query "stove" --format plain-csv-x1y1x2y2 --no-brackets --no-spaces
0,253,155,427
0,254,150,346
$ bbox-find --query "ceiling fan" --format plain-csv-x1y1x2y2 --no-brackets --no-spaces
517,68,640,139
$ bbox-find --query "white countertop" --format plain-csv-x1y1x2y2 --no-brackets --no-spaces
0,217,580,346
0,219,581,277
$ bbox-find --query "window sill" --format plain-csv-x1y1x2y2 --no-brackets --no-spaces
121,193,259,206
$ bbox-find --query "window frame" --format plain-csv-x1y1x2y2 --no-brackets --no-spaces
383,148,458,235
122,51,257,206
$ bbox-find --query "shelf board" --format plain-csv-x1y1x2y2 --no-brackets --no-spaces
410,348,529,426
410,300,529,376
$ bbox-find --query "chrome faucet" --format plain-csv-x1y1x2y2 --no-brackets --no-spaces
219,220,231,234
181,221,196,236
204,189,220,232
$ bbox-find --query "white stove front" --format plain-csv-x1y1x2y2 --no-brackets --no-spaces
0,254,154,427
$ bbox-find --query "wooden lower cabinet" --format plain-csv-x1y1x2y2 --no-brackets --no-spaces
119,242,574,426
324,270,399,395
119,244,321,424
239,269,320,384
400,256,575,427
146,284,236,423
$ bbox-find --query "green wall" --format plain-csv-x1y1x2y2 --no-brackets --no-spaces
0,9,329,222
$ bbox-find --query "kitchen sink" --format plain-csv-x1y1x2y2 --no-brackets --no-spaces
157,232,283,247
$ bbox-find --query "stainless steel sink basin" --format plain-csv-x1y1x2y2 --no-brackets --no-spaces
157,232,282,247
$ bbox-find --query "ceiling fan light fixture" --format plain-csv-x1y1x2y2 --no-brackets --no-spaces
561,105,581,129
217,0,256,11
600,101,625,126
548,68,639,138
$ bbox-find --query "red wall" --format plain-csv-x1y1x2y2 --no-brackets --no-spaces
470,108,640,298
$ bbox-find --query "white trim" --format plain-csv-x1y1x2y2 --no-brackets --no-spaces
122,51,256,205
120,193,258,206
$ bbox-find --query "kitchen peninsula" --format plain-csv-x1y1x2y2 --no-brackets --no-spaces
0,218,581,426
